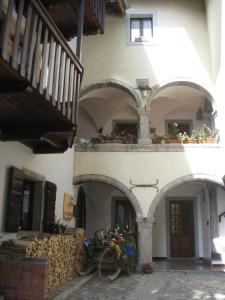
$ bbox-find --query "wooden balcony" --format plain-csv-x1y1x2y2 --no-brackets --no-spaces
37,0,105,39
0,0,84,153
106,0,128,16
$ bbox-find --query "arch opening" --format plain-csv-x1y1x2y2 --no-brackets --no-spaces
74,175,143,237
148,174,225,269
147,80,217,143
78,80,141,143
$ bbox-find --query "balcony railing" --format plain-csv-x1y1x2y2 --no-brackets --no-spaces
88,0,105,33
0,0,83,124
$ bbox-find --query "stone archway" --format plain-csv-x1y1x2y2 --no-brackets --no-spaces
147,173,224,220
80,79,142,109
73,174,143,220
147,78,216,112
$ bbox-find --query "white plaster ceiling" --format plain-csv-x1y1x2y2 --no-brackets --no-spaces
79,87,139,129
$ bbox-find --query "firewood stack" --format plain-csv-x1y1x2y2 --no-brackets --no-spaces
1,229,85,290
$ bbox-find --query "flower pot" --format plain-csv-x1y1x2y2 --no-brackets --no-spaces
152,138,161,144
206,137,214,144
166,139,181,144
142,263,153,274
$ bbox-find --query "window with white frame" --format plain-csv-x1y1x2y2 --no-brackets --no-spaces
130,18,153,43
127,12,156,45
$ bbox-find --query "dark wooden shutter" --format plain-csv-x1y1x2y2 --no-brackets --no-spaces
5,167,24,232
43,181,57,233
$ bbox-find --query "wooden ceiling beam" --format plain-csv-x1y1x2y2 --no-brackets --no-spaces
117,0,125,16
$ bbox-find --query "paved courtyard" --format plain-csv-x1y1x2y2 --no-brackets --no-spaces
67,270,225,300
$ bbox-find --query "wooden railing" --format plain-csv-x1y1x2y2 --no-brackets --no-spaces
89,0,105,33
0,0,83,124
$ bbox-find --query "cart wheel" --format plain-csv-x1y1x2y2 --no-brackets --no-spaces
126,255,135,276
98,248,121,280
78,249,95,276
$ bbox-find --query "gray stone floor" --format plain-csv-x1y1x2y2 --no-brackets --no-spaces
67,270,225,300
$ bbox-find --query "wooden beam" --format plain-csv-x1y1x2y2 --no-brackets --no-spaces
76,0,85,60
33,143,68,154
40,136,63,149
117,0,125,16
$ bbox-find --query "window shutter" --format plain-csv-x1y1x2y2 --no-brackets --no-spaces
5,167,24,232
43,181,57,233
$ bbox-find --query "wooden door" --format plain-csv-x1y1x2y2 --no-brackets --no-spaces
170,200,195,257
115,200,136,232
76,187,86,229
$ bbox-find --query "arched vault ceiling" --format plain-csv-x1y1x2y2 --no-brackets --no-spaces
80,87,138,110
80,98,137,128
152,85,206,104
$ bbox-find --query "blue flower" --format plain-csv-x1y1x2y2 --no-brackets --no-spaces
83,239,91,247
124,243,135,256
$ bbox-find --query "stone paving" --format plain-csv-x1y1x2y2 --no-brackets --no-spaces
67,270,225,300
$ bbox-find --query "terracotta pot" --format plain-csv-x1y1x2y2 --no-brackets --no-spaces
152,139,161,144
206,137,214,143
142,263,153,274
166,139,181,144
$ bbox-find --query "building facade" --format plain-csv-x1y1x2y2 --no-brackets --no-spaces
74,0,225,269
0,0,225,272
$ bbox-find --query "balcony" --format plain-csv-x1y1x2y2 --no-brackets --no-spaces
40,0,105,38
0,0,84,153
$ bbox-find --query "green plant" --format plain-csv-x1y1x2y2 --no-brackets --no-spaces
191,130,199,142
168,122,179,140
49,218,67,234
199,124,211,139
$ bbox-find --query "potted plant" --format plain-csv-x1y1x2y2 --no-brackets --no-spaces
199,124,212,143
152,135,163,144
125,133,136,144
166,122,181,143
178,132,189,143
191,130,199,143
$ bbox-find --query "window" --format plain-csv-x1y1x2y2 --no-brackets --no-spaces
166,120,193,135
5,166,57,233
126,12,156,45
130,18,153,43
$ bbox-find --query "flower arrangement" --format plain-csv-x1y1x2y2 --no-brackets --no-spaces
82,226,137,271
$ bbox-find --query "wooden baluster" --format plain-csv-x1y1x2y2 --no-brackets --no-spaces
1,0,14,61
46,36,55,102
57,50,66,111
52,43,61,106
32,19,43,89
72,69,81,124
62,57,70,115
12,0,24,70
20,4,32,77
67,64,74,119
39,28,49,94
27,12,38,81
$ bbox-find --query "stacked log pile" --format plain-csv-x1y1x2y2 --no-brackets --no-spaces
1,229,85,290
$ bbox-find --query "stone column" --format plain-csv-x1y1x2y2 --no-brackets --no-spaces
138,109,151,144
136,217,153,271
208,187,219,258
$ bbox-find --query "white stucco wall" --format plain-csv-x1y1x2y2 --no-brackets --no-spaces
81,0,212,92
74,146,224,218
0,141,75,243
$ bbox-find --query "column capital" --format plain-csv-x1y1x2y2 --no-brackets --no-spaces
138,107,151,116
136,217,154,227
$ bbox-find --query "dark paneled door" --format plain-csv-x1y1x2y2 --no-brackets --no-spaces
170,200,195,257
115,200,136,232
